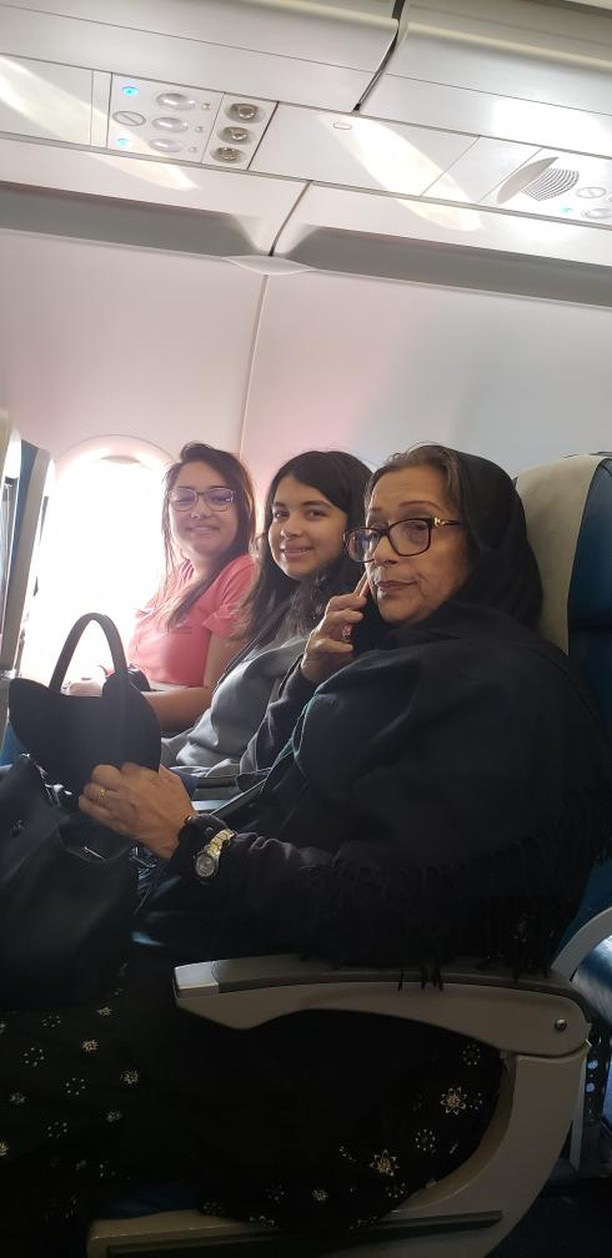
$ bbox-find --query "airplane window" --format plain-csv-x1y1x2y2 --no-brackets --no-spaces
19,442,168,684
0,473,18,637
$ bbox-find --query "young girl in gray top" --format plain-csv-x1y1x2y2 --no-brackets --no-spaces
162,449,370,794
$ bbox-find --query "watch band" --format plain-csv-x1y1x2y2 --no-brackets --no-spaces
193,827,235,880
177,813,235,881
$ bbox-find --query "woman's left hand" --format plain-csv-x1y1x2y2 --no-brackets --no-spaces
79,763,193,860
64,680,103,697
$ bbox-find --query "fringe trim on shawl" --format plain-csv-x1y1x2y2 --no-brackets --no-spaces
307,783,612,984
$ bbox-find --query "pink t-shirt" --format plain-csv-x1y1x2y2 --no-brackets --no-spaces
128,553,255,688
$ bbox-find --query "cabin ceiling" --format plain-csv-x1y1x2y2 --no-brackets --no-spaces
0,0,611,286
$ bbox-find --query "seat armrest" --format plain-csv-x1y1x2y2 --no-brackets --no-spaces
174,954,591,1057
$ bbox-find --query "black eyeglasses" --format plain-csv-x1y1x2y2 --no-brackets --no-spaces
344,516,463,563
168,486,236,513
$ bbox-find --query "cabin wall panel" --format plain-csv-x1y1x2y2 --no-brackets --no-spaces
240,271,612,492
2,234,612,504
0,233,263,460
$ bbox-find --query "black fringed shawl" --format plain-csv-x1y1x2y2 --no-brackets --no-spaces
155,451,611,975
243,601,610,973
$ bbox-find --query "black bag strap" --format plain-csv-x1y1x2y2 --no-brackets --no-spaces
50,613,128,692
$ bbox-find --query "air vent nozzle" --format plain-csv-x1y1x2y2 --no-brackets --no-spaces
497,158,579,205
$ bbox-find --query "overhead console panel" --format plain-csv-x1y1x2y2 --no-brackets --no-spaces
0,0,398,112
2,0,612,285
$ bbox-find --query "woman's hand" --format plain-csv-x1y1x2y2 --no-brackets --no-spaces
64,680,103,697
79,763,194,860
63,664,107,696
301,574,369,685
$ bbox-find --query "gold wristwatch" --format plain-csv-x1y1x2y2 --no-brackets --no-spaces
179,814,236,881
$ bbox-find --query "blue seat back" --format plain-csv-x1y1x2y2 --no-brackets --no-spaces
517,454,612,945
565,457,612,932
569,459,612,734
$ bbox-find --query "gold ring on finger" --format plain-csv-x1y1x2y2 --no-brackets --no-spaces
97,786,108,805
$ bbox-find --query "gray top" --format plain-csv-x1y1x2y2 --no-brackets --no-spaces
161,630,306,784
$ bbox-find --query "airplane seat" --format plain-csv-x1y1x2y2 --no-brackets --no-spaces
560,458,612,948
88,454,612,1258
515,454,612,1171
515,455,612,961
565,456,612,1068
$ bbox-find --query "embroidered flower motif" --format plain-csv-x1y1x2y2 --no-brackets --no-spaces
247,1214,277,1227
0,1140,10,1156
385,1180,409,1202
64,1196,79,1220
461,1042,482,1067
96,1006,113,1018
338,1145,358,1164
121,1069,139,1087
23,1046,45,1068
74,1159,88,1172
41,1014,61,1029
106,1110,123,1124
349,1215,381,1231
369,1149,399,1178
45,1121,69,1140
312,1187,329,1203
200,1201,222,1217
468,1091,484,1112
265,1185,285,1203
440,1085,467,1116
81,1039,98,1053
413,1127,437,1154
64,1077,86,1097
97,1159,116,1180
8,1092,26,1106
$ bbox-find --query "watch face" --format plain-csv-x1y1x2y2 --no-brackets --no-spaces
194,848,217,880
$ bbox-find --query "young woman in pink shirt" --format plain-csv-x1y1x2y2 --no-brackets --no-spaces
127,441,257,731
65,443,256,726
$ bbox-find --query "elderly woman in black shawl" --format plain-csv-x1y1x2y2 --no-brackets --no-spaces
1,445,610,1252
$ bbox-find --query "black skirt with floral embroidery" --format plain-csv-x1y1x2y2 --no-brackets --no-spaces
0,952,500,1255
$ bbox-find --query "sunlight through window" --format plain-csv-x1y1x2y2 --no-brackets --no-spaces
20,444,168,683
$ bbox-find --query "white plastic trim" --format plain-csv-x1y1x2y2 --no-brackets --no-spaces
553,906,612,978
56,435,171,475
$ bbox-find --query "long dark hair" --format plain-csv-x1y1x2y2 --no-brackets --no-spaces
160,442,256,629
244,450,371,648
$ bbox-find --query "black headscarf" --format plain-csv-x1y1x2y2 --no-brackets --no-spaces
451,449,542,627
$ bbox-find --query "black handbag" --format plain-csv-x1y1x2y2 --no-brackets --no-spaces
0,755,139,1007
9,612,161,794
0,614,162,1007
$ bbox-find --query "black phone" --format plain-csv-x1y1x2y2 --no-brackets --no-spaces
350,585,387,655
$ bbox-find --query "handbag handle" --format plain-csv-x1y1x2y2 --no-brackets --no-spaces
50,613,129,692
